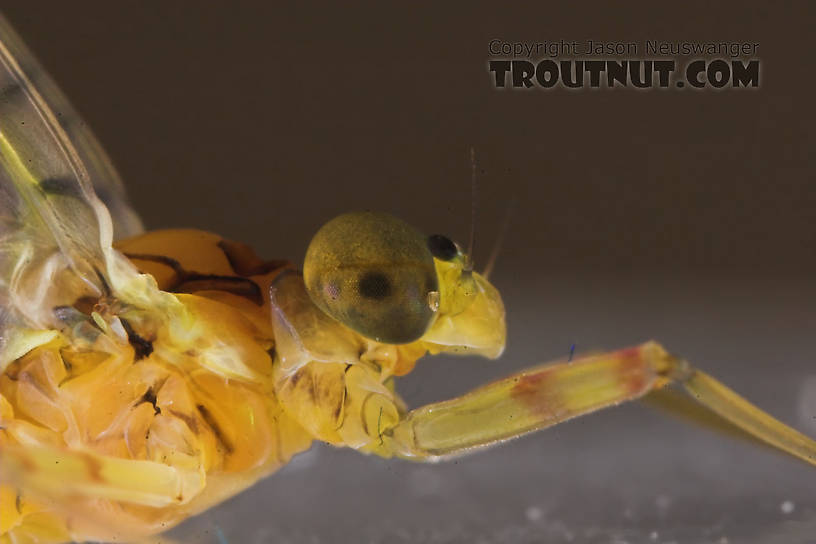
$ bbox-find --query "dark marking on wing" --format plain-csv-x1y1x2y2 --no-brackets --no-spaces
120,318,153,360
39,177,82,199
0,81,23,104
93,266,112,297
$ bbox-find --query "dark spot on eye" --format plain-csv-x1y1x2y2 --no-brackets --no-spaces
358,271,391,300
427,234,458,261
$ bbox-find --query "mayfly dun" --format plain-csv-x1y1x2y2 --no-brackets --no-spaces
0,14,814,544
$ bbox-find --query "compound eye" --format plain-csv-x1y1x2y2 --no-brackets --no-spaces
303,212,439,344
427,234,459,261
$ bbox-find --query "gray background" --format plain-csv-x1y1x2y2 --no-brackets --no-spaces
3,2,816,543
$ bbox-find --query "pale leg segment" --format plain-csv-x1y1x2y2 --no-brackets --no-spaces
382,341,816,466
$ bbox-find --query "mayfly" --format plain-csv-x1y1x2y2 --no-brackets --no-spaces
0,15,814,544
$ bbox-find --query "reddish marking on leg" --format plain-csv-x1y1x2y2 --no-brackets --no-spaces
615,346,642,360
614,346,651,395
509,346,652,418
510,367,561,417
511,369,552,397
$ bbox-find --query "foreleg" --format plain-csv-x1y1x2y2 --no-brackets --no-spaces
380,341,816,466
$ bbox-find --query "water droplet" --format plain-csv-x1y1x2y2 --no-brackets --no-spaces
427,291,440,312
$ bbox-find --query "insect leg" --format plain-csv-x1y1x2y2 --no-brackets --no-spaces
381,341,816,466
1,443,205,508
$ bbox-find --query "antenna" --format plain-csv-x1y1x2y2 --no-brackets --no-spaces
466,147,477,271
482,196,516,279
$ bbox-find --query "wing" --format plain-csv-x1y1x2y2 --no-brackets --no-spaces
0,13,153,352
0,15,143,241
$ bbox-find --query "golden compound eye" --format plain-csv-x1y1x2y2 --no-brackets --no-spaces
303,211,439,344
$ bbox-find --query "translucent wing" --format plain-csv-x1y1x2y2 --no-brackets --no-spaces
0,15,143,241
0,14,150,348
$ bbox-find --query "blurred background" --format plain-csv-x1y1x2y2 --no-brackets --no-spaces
3,1,816,542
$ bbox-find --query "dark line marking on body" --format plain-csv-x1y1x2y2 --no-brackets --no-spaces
176,275,263,305
197,404,234,454
333,385,347,429
139,387,161,415
167,409,199,434
123,253,186,277
123,252,264,305
359,392,378,436
120,318,154,360
217,239,288,277
377,407,384,446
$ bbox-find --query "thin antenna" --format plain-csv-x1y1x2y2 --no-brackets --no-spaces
482,196,516,279
466,147,477,271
